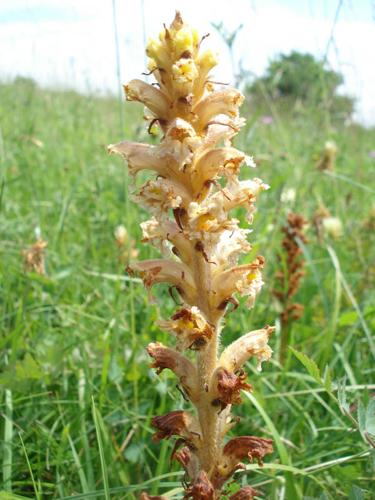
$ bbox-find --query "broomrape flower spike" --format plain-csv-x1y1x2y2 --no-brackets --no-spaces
109,12,274,498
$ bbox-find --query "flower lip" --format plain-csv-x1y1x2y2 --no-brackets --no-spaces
212,256,265,312
147,341,199,401
219,325,274,373
128,259,197,305
124,79,171,121
192,88,244,132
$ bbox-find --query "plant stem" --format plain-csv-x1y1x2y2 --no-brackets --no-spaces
193,251,220,472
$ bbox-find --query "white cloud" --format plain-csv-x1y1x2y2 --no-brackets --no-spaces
0,0,374,125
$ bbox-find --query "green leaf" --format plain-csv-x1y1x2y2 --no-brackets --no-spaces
15,353,43,380
337,377,350,413
365,398,375,435
357,400,366,434
289,347,321,383
124,443,143,464
108,356,123,383
323,366,333,393
348,485,365,500
338,311,358,327
0,493,33,500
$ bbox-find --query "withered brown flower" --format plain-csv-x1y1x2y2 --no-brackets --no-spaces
184,471,215,500
211,367,252,409
229,486,260,500
151,410,200,444
223,436,274,466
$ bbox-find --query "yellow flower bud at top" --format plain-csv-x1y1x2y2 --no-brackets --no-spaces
172,59,198,83
198,49,218,73
146,37,170,68
191,28,200,46
146,38,161,61
147,59,157,72
173,27,195,57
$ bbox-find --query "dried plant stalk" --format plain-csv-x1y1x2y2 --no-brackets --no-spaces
109,12,274,499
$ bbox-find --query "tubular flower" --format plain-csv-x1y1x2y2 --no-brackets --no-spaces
147,342,199,401
158,306,214,351
109,11,275,498
151,410,201,444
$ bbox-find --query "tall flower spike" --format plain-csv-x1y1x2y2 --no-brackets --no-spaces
109,12,274,498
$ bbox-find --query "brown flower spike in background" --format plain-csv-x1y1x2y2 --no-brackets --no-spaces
109,12,274,499
273,213,307,365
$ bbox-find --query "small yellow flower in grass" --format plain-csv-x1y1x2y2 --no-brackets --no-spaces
114,224,139,261
317,140,338,171
22,229,47,275
281,187,296,204
322,216,343,239
114,225,128,247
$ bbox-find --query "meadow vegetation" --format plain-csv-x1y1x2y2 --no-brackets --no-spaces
0,75,374,498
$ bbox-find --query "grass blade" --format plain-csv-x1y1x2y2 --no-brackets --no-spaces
19,432,41,500
244,391,301,499
3,388,13,492
327,245,375,360
91,398,110,500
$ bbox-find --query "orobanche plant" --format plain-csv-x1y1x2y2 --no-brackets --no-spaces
109,12,274,499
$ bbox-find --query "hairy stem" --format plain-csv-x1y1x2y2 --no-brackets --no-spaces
194,251,220,472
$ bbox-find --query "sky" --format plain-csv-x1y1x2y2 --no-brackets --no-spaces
1,0,375,125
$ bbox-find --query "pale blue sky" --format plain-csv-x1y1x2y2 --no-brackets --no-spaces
1,0,374,124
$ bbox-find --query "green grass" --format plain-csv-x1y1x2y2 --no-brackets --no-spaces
0,77,374,499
